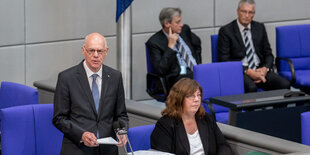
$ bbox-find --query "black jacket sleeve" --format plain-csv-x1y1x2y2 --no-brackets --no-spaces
150,116,175,153
206,115,234,155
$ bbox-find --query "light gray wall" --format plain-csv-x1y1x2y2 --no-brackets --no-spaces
0,0,310,100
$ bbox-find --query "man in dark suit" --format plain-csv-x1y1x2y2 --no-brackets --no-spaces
218,0,290,93
53,33,128,155
146,7,202,94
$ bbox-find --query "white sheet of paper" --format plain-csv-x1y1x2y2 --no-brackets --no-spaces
127,149,175,155
97,137,118,145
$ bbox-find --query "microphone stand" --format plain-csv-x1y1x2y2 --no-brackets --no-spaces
126,134,134,155
118,129,135,155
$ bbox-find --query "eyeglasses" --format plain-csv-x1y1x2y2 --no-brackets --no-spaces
186,94,202,101
83,46,107,55
239,9,255,15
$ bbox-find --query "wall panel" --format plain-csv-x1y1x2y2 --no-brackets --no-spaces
0,46,25,83
25,37,117,86
132,33,153,100
132,0,213,34
0,0,24,46
192,28,215,64
25,0,116,43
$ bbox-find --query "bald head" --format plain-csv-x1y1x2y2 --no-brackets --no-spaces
82,32,109,72
84,32,108,49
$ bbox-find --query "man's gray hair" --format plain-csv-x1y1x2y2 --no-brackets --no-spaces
238,0,255,9
159,7,182,28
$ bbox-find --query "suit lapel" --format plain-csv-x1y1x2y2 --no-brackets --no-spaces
98,65,110,116
177,120,190,154
197,118,209,154
76,62,98,116
251,22,258,53
158,30,169,47
233,20,245,50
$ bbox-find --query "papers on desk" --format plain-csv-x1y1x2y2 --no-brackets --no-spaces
97,137,118,145
127,149,175,155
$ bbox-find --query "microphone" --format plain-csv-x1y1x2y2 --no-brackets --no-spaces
113,121,121,133
118,120,128,135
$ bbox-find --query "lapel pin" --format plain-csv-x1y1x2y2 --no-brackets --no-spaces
108,75,110,78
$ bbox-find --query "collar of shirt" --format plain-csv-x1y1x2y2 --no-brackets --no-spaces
83,60,103,79
237,19,252,34
162,29,170,38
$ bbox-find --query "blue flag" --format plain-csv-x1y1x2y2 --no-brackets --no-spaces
116,0,134,22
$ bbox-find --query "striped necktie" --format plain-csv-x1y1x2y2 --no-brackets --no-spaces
243,28,256,70
176,41,197,71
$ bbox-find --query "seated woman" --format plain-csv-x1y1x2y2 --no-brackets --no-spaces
151,78,234,155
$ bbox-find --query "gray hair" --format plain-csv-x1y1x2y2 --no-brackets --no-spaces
238,0,255,9
159,7,182,28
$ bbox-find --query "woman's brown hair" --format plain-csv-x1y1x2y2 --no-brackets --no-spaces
162,78,205,120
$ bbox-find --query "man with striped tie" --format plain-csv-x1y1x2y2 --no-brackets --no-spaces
147,7,202,93
218,0,290,93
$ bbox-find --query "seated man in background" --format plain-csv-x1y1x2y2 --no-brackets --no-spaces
218,0,290,93
146,7,202,94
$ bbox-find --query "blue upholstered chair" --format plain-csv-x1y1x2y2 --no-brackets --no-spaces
0,81,38,108
210,34,264,92
145,43,168,102
193,61,244,124
1,104,63,155
0,81,38,129
301,111,310,146
276,24,310,94
33,104,63,155
126,124,155,152
211,34,219,62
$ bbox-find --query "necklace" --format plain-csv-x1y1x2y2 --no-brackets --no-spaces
187,125,197,135
182,115,197,135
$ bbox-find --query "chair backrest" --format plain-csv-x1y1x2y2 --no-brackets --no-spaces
127,124,155,152
276,24,310,72
193,61,244,113
34,104,63,155
0,81,38,130
1,105,36,155
1,104,63,155
145,43,156,73
301,111,310,146
0,81,38,109
211,34,219,62
145,43,167,102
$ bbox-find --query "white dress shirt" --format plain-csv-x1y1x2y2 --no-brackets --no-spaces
83,61,102,96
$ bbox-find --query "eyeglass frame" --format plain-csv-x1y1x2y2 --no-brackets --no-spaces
185,93,202,101
239,9,255,15
83,46,108,55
